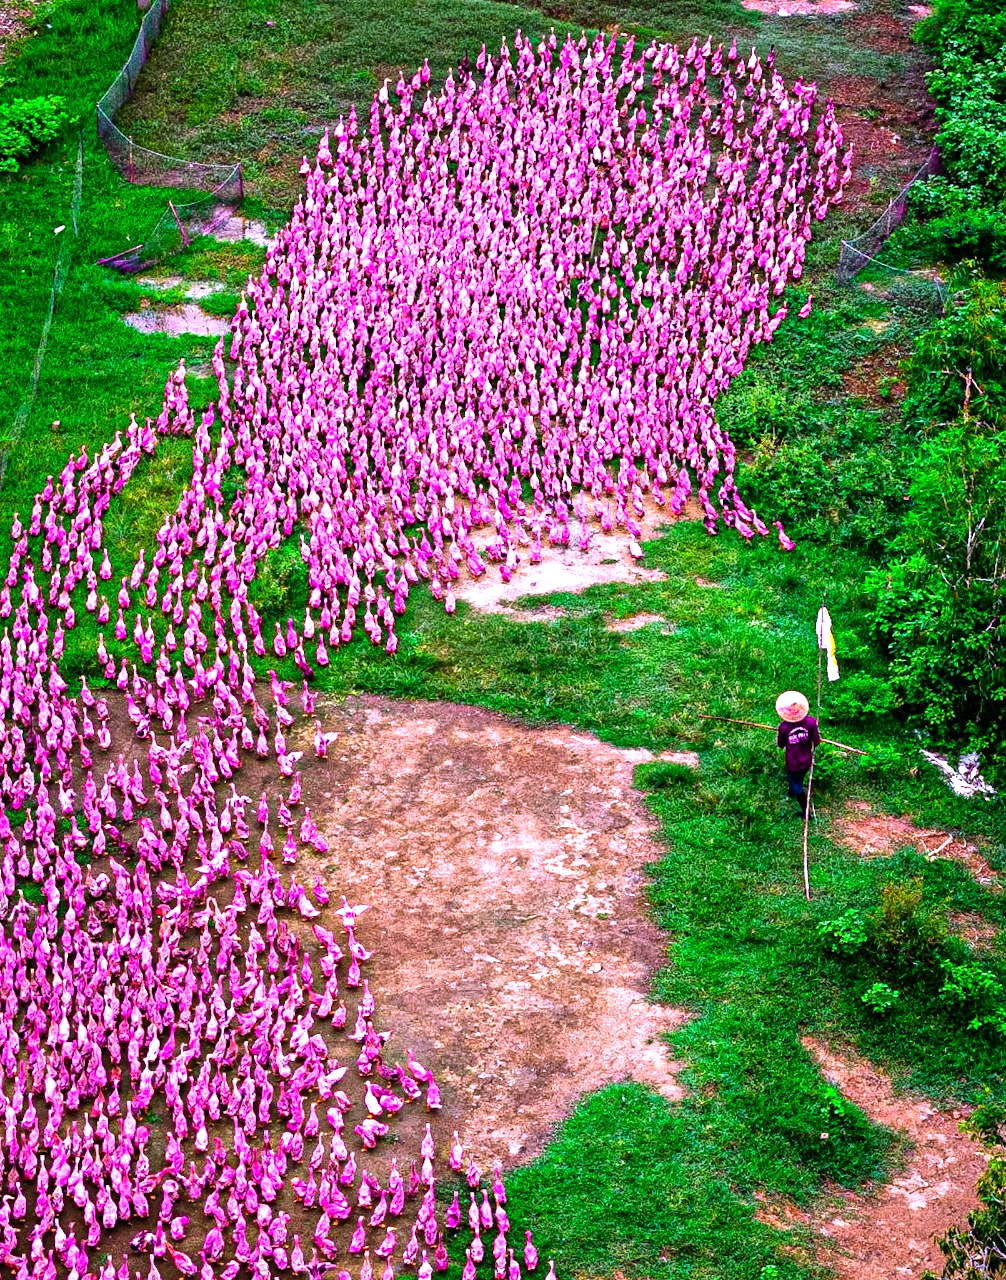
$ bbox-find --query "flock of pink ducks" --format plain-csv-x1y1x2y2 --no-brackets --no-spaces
0,28,847,1280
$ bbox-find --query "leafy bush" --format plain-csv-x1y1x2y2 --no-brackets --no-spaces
827,671,898,722
818,909,869,957
900,276,1006,433
714,371,817,451
0,97,72,173
875,281,1006,776
858,742,905,779
913,0,1006,271
899,182,1006,271
873,392,1006,774
938,960,1006,1034
739,433,907,553
861,982,900,1015
807,749,844,795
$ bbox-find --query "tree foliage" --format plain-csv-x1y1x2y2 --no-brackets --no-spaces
912,1,1006,267
874,285,1006,776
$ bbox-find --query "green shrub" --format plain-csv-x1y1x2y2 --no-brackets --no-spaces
913,0,1006,273
861,982,900,1015
807,750,845,795
818,909,869,957
714,371,816,451
901,276,1006,433
898,182,1006,270
874,298,1006,776
938,960,1006,1034
858,743,905,779
739,432,907,554
828,671,898,722
0,96,72,173
867,878,948,971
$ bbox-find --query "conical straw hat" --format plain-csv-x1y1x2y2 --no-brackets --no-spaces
775,690,810,723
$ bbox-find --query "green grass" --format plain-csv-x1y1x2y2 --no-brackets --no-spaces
276,520,1005,1280
1,2,1001,1278
114,0,922,211
0,0,230,557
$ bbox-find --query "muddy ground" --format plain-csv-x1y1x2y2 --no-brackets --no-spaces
453,494,680,617
803,1039,990,1280
839,799,1001,890
269,695,689,1168
0,1,35,67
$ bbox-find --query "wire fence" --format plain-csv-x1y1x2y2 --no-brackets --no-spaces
0,134,84,481
837,147,941,289
96,0,244,270
96,185,241,272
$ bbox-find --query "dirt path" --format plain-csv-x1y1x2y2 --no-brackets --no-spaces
839,800,1000,890
244,695,689,1168
803,1039,989,1279
454,494,681,616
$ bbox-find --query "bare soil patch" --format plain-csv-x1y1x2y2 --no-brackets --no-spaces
455,494,681,614
0,2,36,67
269,696,686,1167
839,801,1000,889
210,208,272,247
948,911,998,951
827,0,937,220
497,604,568,625
123,302,231,337
803,1038,989,1280
842,343,909,412
85,688,685,1270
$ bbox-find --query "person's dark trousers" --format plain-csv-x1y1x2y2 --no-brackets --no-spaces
786,768,809,813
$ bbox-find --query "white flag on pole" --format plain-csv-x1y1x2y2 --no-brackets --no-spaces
816,606,839,682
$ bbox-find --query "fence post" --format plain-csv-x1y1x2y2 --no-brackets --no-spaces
167,201,191,248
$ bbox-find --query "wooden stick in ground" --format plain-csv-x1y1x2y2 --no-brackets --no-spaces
802,753,814,901
697,714,867,755
805,588,826,898
168,200,191,248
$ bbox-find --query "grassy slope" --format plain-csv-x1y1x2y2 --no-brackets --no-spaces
1,2,1003,1279
115,0,905,211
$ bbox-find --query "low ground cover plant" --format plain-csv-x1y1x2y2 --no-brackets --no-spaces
910,0,1006,267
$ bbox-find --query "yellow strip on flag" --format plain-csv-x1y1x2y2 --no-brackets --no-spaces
816,606,839,682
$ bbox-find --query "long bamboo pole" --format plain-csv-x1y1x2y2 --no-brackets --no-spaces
698,714,867,755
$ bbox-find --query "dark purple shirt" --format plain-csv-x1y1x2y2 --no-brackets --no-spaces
777,716,821,772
